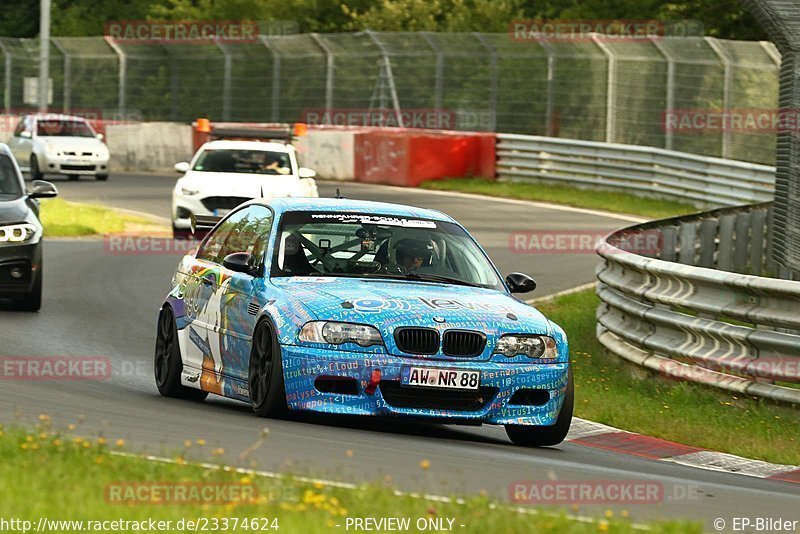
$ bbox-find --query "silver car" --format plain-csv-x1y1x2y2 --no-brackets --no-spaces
7,113,110,181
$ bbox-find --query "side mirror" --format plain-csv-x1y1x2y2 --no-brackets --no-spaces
96,133,104,141
29,180,58,199
298,167,316,179
506,272,536,294
174,162,191,173
223,252,258,276
20,131,32,139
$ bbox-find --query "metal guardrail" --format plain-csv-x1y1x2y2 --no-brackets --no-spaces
596,203,800,404
497,134,777,207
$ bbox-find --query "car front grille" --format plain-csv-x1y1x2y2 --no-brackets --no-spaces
394,327,439,355
379,381,497,412
200,196,251,211
61,164,95,171
442,330,485,357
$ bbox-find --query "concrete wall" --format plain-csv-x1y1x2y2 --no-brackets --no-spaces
294,130,355,181
106,122,193,173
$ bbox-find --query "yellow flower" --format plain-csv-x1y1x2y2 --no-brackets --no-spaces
419,459,431,470
212,447,225,456
621,510,630,518
184,440,192,448
313,482,324,489
604,510,613,519
175,456,186,466
67,424,76,431
115,438,126,448
196,439,206,446
25,435,34,442
20,443,29,450
31,443,40,450
240,476,251,484
82,441,91,448
95,456,104,464
97,437,107,446
345,449,353,457
52,439,62,447
598,521,609,532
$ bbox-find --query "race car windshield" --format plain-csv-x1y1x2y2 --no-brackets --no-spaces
0,155,23,198
272,211,504,291
36,119,95,137
193,149,295,175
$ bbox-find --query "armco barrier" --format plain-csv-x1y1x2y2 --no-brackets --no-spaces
354,130,495,186
596,203,800,404
497,134,776,207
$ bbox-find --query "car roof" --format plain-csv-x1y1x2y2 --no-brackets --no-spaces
28,113,90,122
200,140,294,152
255,197,457,223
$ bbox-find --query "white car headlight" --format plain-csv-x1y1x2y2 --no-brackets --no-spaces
495,335,559,360
0,223,37,244
180,186,200,196
299,321,383,347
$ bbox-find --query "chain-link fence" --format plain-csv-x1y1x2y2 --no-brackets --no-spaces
0,32,782,165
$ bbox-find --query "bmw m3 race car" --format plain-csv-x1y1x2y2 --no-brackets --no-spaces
155,198,573,446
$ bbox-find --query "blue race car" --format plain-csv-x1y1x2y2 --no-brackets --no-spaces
155,198,573,446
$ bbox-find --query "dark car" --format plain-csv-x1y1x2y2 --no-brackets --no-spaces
0,144,58,311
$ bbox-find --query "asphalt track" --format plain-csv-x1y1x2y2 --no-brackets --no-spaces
0,173,797,529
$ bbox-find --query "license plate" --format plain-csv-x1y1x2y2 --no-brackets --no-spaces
401,366,480,390
213,209,232,216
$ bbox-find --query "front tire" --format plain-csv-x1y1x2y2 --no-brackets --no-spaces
154,306,208,400
96,174,109,181
248,319,287,418
29,155,43,180
505,369,574,447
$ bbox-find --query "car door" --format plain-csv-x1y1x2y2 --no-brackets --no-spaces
8,117,32,168
217,205,275,384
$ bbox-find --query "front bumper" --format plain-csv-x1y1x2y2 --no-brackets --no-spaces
0,242,41,297
40,153,109,175
281,345,570,426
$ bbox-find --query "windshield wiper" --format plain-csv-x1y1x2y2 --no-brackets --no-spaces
404,273,482,288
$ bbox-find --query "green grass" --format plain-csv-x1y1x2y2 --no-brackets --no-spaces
39,199,165,237
421,178,697,219
538,289,800,466
0,424,699,533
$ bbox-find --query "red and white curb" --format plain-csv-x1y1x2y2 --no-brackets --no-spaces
566,418,800,484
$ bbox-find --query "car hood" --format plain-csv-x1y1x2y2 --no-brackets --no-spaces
0,197,36,225
270,276,553,339
181,171,305,199
39,136,105,152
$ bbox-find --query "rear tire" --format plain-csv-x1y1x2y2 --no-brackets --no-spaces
14,266,42,312
96,174,109,181
505,369,574,447
248,319,287,418
29,155,43,180
154,306,208,400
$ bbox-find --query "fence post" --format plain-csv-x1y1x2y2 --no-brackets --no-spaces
365,30,404,127
473,33,497,132
420,32,443,111
104,37,126,116
652,38,675,150
310,33,334,111
538,37,557,137
51,38,70,112
591,34,616,143
260,36,281,122
705,37,733,159
0,40,12,112
214,41,232,121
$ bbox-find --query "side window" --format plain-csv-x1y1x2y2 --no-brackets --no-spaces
196,206,273,266
13,118,26,137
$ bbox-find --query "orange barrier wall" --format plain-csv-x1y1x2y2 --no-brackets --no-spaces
353,130,496,186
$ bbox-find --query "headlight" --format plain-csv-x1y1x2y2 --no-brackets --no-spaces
0,223,37,244
299,321,383,347
495,335,559,360
180,187,199,196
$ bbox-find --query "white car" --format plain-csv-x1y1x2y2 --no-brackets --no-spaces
171,140,318,236
7,114,110,181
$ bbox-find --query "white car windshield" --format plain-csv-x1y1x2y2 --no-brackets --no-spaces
36,119,95,138
0,155,23,198
272,211,504,290
193,149,294,175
